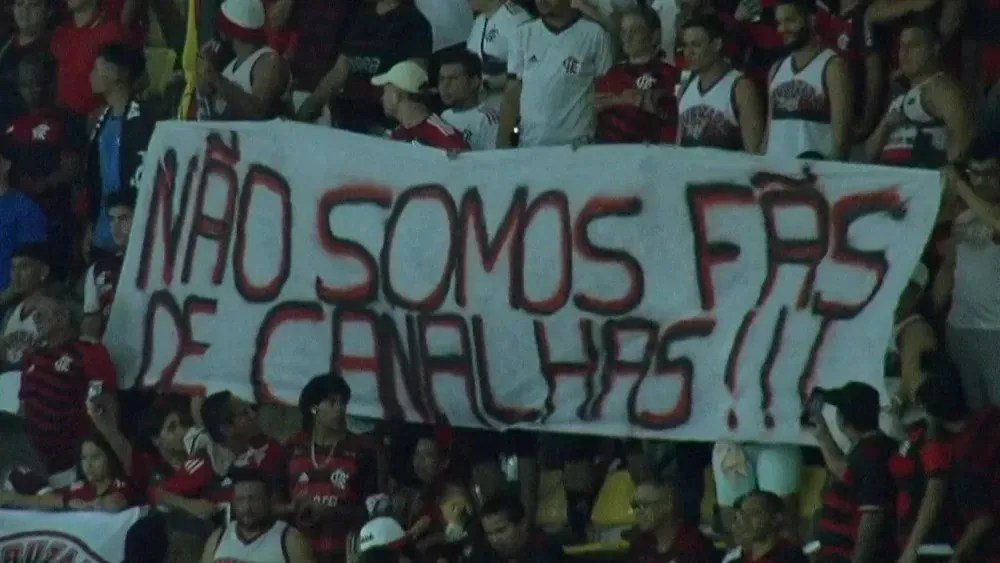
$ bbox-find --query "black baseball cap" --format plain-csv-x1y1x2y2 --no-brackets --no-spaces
822,382,881,430
11,242,50,267
108,187,138,210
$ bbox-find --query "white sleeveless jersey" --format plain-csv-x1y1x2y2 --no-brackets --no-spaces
199,46,276,120
677,69,743,150
213,520,290,563
442,104,499,150
766,49,836,158
879,74,948,168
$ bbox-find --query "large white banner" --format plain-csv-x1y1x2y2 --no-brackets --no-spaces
0,507,145,562
105,122,940,443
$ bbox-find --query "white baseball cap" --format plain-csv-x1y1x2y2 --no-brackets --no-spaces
370,61,428,94
216,0,266,43
357,517,407,552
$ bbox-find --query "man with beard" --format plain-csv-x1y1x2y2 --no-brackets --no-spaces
628,479,720,562
765,0,852,160
202,468,315,562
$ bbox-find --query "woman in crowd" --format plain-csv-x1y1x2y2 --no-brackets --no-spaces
0,433,132,511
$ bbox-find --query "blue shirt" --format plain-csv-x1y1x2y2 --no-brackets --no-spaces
0,190,47,290
95,116,123,251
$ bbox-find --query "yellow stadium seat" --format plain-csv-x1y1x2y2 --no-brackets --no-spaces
145,47,177,96
799,466,828,520
590,470,636,528
536,470,567,531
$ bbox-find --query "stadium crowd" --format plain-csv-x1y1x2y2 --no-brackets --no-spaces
0,0,999,561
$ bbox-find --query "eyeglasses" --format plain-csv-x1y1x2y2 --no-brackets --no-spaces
631,499,665,511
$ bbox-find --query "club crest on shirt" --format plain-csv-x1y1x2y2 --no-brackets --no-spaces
562,56,581,74
635,73,656,90
54,355,73,373
485,27,499,42
298,473,309,485
330,469,349,490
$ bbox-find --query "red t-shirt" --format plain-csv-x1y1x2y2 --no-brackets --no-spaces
50,13,124,115
60,477,133,505
157,436,286,505
130,450,177,503
390,114,469,151
286,432,378,560
628,523,720,562
595,53,679,144
949,408,1000,559
18,340,118,474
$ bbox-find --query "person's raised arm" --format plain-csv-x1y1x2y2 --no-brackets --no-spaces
86,394,134,475
734,76,765,153
811,415,847,479
825,56,853,160
853,510,887,563
898,321,937,402
268,0,294,30
938,0,966,42
866,0,936,24
285,526,318,563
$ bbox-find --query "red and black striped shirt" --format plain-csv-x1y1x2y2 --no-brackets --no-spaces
816,432,898,562
18,340,117,474
950,408,1000,560
888,421,951,547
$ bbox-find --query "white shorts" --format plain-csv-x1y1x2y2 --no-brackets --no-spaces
712,442,802,507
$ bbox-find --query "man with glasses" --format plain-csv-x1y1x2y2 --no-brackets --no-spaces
628,479,720,562
937,139,1000,407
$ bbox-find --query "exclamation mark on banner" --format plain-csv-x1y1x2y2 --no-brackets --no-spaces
724,310,757,430
759,307,789,429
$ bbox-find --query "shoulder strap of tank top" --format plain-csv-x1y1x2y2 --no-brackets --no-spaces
0,37,13,64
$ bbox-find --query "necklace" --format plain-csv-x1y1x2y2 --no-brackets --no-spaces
310,436,336,469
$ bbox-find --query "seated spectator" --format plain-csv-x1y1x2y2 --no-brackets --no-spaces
465,0,533,103
0,0,52,127
810,382,898,563
86,392,191,498
196,0,291,121
628,479,720,562
734,490,807,563
438,50,500,150
915,374,1000,561
766,0,852,160
936,143,1000,408
18,295,117,486
677,15,764,152
0,243,51,367
6,53,82,280
151,391,286,520
200,468,315,562
296,0,432,134
402,428,472,561
480,493,562,563
595,6,680,144
372,61,470,151
287,374,378,561
86,44,154,259
496,0,614,148
864,22,972,168
0,141,47,294
82,187,136,340
50,0,124,116
0,433,131,511
864,0,964,80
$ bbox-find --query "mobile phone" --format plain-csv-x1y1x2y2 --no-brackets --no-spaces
800,388,826,426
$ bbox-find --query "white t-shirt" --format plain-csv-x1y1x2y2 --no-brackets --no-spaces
948,210,1000,329
213,521,291,563
466,1,533,76
508,17,614,147
765,49,837,159
442,104,500,150
415,0,475,52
